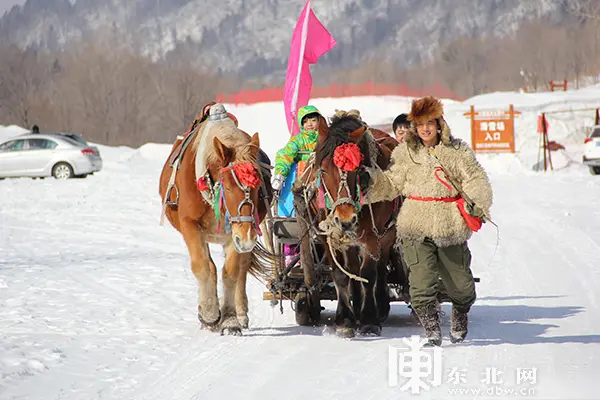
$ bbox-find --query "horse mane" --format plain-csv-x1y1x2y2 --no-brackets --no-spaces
192,117,257,169
316,115,360,166
318,113,379,168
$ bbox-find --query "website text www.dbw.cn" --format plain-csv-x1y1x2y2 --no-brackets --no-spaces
447,386,536,397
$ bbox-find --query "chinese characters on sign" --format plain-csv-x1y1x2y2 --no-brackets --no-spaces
464,105,520,153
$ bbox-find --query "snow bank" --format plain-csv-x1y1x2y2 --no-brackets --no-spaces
0,124,29,142
3,82,600,176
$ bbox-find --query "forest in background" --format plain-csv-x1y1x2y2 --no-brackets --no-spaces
1,3,600,146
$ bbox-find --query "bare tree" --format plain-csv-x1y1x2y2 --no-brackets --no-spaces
562,0,600,20
0,44,52,128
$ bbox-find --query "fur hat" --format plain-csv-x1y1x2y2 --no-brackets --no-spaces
408,96,443,124
404,96,454,149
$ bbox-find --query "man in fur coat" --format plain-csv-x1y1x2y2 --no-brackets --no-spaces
366,96,493,346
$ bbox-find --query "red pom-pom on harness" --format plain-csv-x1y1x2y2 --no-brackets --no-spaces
231,162,261,189
333,143,363,172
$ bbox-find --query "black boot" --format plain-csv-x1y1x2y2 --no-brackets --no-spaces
413,303,442,347
450,306,468,343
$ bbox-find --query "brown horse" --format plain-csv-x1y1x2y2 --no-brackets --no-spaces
296,112,399,337
158,103,273,335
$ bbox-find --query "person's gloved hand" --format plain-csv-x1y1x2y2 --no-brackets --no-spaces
271,174,285,195
464,202,485,219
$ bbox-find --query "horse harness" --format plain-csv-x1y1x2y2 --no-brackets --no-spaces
162,129,200,209
214,163,261,233
160,116,269,233
299,135,400,267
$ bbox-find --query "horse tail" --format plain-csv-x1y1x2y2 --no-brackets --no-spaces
248,242,278,283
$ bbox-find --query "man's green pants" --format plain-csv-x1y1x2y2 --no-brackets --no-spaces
401,238,476,313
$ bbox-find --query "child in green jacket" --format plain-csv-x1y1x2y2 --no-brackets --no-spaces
271,105,323,194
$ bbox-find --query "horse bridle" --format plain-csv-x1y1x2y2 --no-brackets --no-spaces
218,162,258,227
318,166,362,215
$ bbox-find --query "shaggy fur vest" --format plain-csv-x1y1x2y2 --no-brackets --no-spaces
367,130,493,247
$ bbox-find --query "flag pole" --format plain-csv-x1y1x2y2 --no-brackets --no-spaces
290,0,311,135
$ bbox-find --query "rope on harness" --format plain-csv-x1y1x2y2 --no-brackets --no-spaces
297,158,370,283
215,182,223,233
326,236,368,283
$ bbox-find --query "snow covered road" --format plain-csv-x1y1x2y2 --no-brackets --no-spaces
1,142,599,400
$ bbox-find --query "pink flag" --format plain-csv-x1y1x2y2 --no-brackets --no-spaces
283,0,337,136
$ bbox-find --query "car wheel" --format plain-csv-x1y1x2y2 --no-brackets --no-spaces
590,166,600,176
53,162,73,179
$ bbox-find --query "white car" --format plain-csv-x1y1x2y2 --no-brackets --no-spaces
583,125,600,175
0,133,102,179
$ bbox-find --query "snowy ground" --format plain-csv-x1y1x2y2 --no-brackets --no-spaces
1,89,600,399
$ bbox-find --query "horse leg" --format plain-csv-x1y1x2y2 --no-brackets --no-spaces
351,279,362,324
218,242,246,336
358,255,382,336
181,219,220,329
330,248,357,338
235,250,251,329
343,251,361,320
376,245,392,323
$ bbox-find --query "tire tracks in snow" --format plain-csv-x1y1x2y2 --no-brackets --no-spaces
2,218,190,333
128,277,277,400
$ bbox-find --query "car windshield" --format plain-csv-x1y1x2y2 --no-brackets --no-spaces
591,128,600,138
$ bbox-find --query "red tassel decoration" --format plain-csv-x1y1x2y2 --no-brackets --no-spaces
318,185,326,209
197,176,210,191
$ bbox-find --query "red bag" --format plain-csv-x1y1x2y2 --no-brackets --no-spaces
456,198,482,232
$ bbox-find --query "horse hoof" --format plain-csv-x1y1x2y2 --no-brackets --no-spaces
359,324,382,336
237,315,249,329
379,309,390,323
335,327,355,339
220,327,243,336
198,310,221,328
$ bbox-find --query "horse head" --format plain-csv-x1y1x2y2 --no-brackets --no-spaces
315,113,372,234
211,132,262,253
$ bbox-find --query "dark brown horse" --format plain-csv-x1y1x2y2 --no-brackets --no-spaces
158,103,273,335
297,112,399,337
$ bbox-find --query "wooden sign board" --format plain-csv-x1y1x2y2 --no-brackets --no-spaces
464,105,520,153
